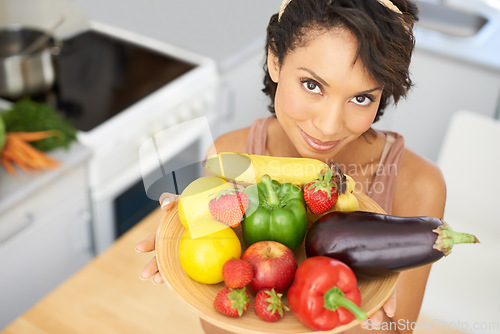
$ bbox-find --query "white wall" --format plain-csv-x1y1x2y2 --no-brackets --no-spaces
374,48,500,161
0,0,87,34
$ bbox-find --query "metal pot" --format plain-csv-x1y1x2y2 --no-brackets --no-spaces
0,26,61,99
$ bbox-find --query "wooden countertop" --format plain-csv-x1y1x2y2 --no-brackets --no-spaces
2,208,204,334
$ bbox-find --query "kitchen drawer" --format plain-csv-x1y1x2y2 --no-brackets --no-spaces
0,165,87,244
0,191,93,328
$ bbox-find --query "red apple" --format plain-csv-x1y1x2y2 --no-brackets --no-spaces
241,241,297,294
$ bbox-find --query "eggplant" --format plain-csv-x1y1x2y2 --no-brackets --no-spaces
305,211,479,279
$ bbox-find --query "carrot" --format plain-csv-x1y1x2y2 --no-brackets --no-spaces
0,132,60,175
1,155,17,176
8,137,58,168
2,147,37,173
7,130,57,142
11,157,37,174
4,142,31,163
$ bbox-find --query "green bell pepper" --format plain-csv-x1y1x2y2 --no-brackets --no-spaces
242,175,307,251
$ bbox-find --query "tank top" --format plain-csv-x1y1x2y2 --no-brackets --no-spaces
245,116,405,214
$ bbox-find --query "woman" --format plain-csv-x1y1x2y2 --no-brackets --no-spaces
137,0,446,332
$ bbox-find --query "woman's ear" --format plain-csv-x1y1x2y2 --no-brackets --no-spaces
267,49,280,83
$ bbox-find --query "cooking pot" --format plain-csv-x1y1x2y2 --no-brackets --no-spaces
0,26,61,99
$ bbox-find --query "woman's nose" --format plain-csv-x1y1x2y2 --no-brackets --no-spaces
312,99,344,136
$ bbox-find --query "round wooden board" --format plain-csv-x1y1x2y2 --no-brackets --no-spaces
156,191,399,334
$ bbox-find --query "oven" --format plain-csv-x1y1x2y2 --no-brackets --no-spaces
0,21,220,254
78,23,219,254
91,116,216,254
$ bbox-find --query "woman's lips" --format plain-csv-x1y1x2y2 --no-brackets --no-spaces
299,127,343,152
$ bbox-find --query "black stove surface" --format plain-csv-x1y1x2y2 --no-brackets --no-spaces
3,30,195,132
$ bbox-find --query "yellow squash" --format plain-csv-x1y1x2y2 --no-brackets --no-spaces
203,152,329,186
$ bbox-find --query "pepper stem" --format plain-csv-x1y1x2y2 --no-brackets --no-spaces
324,286,367,320
433,222,480,256
261,174,280,206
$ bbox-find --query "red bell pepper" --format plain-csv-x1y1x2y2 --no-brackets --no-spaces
287,256,367,331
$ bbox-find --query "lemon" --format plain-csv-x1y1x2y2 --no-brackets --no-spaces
178,176,233,230
179,219,241,284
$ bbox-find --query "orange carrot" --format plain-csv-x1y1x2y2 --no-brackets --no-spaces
0,132,60,175
12,158,37,174
7,130,56,142
20,141,59,169
4,143,32,165
1,156,17,176
8,137,50,168
3,151,31,173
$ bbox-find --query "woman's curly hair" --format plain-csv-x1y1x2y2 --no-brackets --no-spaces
262,0,419,123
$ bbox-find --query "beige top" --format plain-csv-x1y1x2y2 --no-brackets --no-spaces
246,116,405,214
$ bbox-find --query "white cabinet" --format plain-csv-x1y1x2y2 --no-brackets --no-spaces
374,49,500,162
0,164,93,328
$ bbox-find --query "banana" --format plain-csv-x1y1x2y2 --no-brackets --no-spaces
202,152,329,186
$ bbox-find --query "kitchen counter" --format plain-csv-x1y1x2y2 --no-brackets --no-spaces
0,142,91,214
1,208,204,334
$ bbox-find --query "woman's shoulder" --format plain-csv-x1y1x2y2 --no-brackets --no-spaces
393,148,447,218
213,116,274,153
212,127,250,153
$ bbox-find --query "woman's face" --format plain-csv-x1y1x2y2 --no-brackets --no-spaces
268,28,382,160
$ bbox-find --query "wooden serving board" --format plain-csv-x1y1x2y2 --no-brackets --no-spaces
156,191,399,334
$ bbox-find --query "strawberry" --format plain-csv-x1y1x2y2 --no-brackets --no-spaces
209,188,249,227
254,288,289,322
304,168,338,215
213,287,250,317
222,259,254,289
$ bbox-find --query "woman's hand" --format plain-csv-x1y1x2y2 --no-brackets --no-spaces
135,192,179,284
361,288,397,330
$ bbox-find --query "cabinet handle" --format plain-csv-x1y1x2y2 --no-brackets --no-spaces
0,213,35,245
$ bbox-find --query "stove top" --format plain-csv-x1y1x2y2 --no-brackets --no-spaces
2,29,196,132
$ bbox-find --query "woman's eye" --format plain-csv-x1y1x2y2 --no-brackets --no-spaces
301,79,322,94
350,95,374,106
